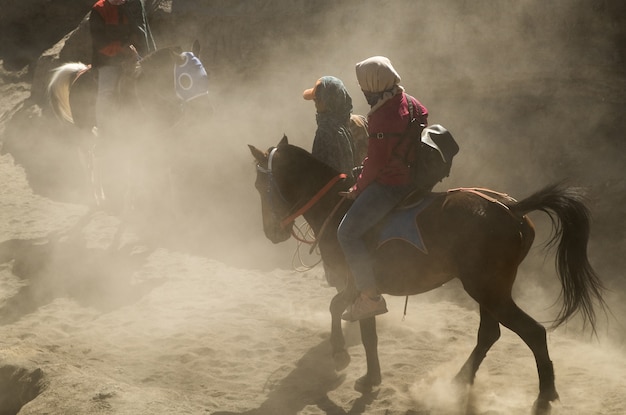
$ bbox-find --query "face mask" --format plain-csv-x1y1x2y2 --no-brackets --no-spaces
363,91,381,107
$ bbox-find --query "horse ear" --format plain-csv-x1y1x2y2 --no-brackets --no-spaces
248,144,266,163
279,134,288,147
170,48,185,65
192,39,201,57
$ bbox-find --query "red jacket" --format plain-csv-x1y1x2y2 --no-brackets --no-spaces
352,92,428,194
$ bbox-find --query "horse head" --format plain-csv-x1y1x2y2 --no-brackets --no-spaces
133,40,210,128
249,135,295,243
249,135,348,244
171,40,210,104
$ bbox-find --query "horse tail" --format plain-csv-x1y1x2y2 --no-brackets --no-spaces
47,62,88,124
510,182,606,333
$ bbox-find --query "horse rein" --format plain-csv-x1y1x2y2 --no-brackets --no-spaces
280,173,347,228
256,147,347,236
308,196,347,253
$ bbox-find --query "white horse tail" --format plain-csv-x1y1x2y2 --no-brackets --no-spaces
47,62,89,124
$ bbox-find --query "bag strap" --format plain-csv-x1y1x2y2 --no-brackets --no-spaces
391,94,424,163
407,93,426,122
407,94,415,121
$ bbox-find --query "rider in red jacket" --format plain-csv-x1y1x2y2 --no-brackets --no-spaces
90,0,155,135
338,56,429,322
352,92,428,195
89,0,156,209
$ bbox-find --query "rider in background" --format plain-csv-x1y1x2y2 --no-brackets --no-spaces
90,0,156,136
89,0,156,209
303,76,358,179
338,56,428,321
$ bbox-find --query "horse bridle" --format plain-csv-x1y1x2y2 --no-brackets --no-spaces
256,147,347,230
256,147,292,228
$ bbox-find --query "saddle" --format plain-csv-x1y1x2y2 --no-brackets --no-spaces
376,188,517,254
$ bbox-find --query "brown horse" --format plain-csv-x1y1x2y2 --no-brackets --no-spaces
248,135,606,414
47,41,210,209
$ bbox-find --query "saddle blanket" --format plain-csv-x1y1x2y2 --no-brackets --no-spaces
377,194,437,254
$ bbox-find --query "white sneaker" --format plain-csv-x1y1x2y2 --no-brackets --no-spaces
341,294,388,321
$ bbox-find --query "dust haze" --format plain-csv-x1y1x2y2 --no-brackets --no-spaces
1,0,625,413
166,0,626,336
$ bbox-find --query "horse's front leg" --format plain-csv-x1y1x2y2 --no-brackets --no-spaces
329,291,351,370
355,316,381,393
77,141,105,207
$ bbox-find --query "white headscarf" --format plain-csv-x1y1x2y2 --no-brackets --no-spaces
355,56,404,114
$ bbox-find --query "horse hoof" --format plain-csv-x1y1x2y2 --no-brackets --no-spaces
539,388,560,403
532,398,552,415
354,374,381,394
332,350,350,371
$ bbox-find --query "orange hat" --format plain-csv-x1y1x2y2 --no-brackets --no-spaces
302,78,323,100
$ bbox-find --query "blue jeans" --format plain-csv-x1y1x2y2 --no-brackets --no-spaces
337,182,412,292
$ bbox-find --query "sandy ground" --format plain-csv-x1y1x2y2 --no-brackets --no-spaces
1,3,626,409
1,145,626,415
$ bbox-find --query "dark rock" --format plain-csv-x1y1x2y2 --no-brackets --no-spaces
0,365,46,415
0,0,94,72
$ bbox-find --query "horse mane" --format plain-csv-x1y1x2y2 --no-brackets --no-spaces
279,143,348,191
285,144,335,174
130,46,184,114
139,46,181,68
134,46,181,78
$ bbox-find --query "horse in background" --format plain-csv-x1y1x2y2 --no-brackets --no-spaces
248,135,606,414
47,40,210,213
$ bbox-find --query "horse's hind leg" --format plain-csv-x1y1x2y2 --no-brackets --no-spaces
489,299,559,408
454,305,501,385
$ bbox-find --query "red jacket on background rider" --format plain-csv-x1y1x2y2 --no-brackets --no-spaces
90,0,154,67
351,92,428,195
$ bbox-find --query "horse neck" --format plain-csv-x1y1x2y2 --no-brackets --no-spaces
301,175,351,234
133,51,183,127
277,145,351,235
304,189,352,274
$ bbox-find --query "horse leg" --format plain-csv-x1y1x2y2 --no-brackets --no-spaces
454,304,501,385
87,146,106,206
329,291,351,370
489,299,559,410
77,138,105,207
355,316,381,393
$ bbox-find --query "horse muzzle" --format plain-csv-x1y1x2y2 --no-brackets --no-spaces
264,222,292,244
